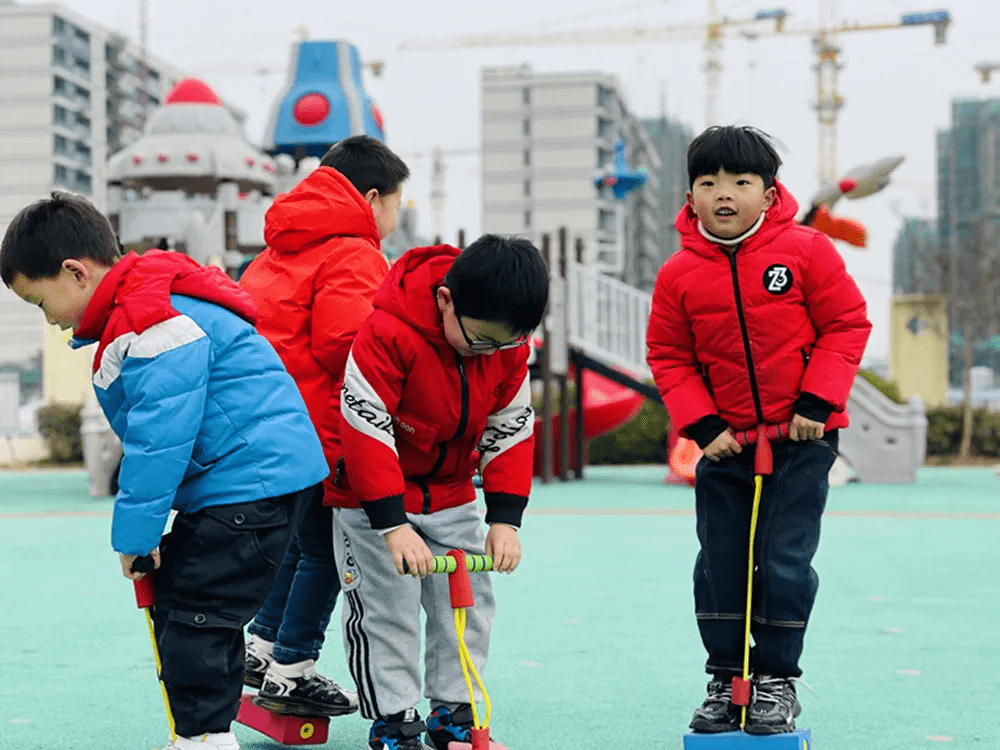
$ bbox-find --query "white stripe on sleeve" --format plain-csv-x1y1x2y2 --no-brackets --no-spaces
341,351,398,454
478,373,533,470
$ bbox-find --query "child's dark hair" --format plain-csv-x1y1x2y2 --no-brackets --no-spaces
319,135,410,196
1,191,121,285
445,235,549,335
687,126,782,189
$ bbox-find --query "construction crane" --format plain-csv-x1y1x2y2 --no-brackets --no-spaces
400,4,950,181
975,62,1000,82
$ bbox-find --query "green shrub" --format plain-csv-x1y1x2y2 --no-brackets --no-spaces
36,403,83,463
857,368,906,404
588,397,669,465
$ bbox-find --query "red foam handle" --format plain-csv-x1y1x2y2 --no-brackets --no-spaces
133,570,156,609
754,423,773,476
470,727,490,750
447,549,475,610
731,421,794,447
731,676,751,706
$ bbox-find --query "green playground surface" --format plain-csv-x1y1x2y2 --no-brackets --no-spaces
1,465,998,750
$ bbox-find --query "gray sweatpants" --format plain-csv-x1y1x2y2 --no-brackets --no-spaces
332,503,495,720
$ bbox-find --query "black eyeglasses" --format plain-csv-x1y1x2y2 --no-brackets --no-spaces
456,315,529,352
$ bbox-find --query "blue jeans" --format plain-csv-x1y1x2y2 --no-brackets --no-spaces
248,488,341,665
692,431,838,679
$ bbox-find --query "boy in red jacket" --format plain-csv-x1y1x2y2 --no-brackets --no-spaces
332,236,548,750
239,136,409,716
646,126,871,735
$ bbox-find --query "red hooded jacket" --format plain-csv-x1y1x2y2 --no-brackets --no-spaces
332,245,534,532
646,180,872,436
240,167,389,493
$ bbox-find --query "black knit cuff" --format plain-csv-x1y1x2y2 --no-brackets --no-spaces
686,415,730,450
794,392,835,424
361,494,407,530
484,492,529,528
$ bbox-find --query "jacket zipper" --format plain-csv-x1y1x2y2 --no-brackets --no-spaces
727,250,765,424
418,354,470,514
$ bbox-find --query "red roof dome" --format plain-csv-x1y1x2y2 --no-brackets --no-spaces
165,78,222,106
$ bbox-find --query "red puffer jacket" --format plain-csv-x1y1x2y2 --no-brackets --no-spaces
240,167,389,492
332,245,534,532
646,180,872,436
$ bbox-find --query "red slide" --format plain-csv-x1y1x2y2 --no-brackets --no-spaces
532,366,644,475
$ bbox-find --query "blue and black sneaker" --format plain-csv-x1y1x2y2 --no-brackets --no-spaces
369,708,430,750
426,704,495,750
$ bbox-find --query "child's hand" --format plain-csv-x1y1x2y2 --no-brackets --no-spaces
119,548,160,580
790,414,826,441
702,431,742,462
384,525,435,577
485,524,521,573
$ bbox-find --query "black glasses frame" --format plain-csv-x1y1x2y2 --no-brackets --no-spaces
456,315,529,352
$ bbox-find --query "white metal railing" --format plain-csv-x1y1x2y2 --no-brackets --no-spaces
566,261,652,378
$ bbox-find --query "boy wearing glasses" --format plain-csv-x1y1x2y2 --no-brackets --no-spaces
329,235,548,750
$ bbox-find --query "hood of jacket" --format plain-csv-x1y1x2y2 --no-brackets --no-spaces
674,179,800,257
372,244,461,347
74,249,257,343
263,166,380,254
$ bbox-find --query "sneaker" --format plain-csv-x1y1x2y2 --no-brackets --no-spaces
426,704,478,750
162,731,240,750
689,678,740,733
254,659,359,717
369,708,431,750
745,675,801,735
244,635,273,689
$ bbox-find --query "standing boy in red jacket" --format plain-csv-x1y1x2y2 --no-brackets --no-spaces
646,126,871,735
239,135,409,716
332,236,548,750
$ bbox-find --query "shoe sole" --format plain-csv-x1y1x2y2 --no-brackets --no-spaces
744,723,797,736
244,673,264,689
689,718,740,734
252,695,359,717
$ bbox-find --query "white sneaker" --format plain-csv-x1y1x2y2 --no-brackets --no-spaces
244,634,274,688
162,731,240,750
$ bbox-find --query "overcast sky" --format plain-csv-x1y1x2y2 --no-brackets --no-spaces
27,0,1000,363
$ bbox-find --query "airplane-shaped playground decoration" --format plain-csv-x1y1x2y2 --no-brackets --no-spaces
800,155,905,249
594,139,648,199
262,39,385,163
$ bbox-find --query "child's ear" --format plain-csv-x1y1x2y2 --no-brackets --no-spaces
685,190,693,205
763,186,777,210
435,285,452,313
62,258,89,285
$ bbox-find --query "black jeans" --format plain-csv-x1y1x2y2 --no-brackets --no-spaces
693,432,838,679
152,486,314,737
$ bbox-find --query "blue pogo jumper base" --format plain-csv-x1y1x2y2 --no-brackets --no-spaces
683,728,812,749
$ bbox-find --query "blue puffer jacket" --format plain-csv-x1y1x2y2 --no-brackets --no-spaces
71,251,327,556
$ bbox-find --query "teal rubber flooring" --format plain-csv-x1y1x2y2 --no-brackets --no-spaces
1,466,998,750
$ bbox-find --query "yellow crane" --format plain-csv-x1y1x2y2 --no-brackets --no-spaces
400,3,950,181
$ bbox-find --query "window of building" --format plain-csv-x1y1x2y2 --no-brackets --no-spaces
53,46,68,68
524,180,531,197
524,210,532,228
523,149,531,167
53,105,70,126
52,16,67,34
597,147,613,167
74,27,90,44
53,134,70,155
54,164,70,185
597,85,614,110
53,76,70,96
598,117,615,140
523,119,531,136
522,86,530,105
599,209,616,232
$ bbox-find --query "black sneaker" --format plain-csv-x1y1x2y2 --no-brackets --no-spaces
369,708,430,750
243,637,271,689
426,704,494,750
254,659,359,717
745,675,801,735
689,678,740,733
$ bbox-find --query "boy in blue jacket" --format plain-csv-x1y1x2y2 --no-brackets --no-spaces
0,192,328,750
